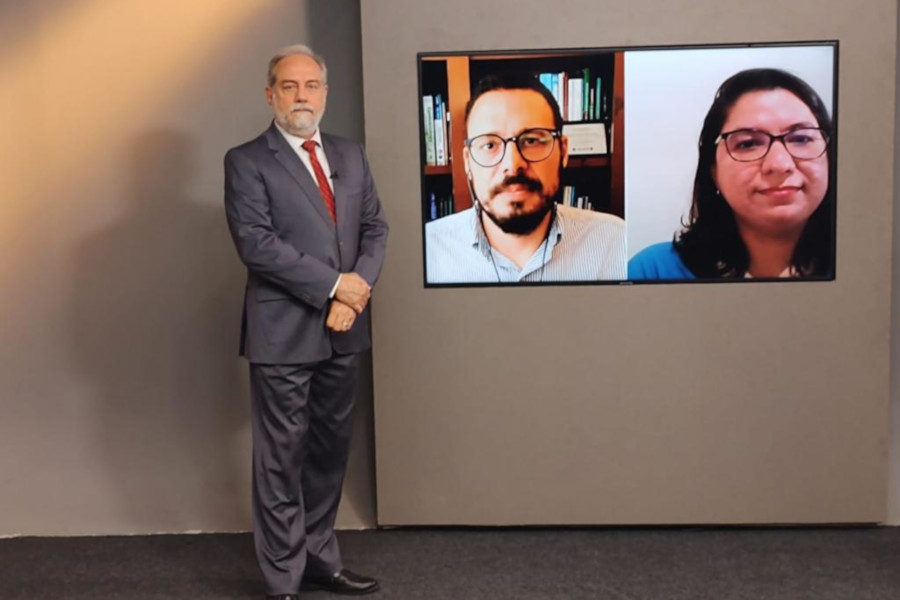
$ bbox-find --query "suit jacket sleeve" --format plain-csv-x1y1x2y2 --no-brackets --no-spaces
224,147,339,310
351,143,389,286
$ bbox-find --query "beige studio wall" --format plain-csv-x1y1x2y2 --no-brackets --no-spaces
2,0,900,537
364,0,897,525
0,0,376,535
890,1,900,527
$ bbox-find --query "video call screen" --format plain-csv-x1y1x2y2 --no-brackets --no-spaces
418,42,837,286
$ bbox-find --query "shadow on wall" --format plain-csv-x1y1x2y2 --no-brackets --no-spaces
307,0,364,141
67,130,250,532
307,0,377,528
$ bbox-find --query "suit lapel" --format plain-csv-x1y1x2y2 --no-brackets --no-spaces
265,124,334,228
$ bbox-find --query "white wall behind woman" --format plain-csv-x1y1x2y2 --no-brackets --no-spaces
625,45,835,257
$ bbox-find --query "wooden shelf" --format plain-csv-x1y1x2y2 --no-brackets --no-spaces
567,155,610,168
424,164,452,176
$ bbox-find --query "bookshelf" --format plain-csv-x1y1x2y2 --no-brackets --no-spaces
419,51,625,222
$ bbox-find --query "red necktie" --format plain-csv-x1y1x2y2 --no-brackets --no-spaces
301,140,336,223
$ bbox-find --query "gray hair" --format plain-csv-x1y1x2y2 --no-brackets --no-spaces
267,44,328,86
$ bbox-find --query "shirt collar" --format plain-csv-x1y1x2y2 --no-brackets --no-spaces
273,121,324,151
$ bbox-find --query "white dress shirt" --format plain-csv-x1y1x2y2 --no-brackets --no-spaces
273,122,335,193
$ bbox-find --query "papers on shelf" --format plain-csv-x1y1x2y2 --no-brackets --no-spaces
562,122,608,156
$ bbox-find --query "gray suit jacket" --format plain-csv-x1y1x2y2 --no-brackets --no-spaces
224,123,388,364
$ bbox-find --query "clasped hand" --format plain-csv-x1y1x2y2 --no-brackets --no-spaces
327,272,370,333
334,272,370,314
326,299,357,333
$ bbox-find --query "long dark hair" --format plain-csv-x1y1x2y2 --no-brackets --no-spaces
674,68,834,278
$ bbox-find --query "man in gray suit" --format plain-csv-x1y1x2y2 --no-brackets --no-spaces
224,45,388,600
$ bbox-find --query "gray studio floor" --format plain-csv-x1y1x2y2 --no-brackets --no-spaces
2,527,899,599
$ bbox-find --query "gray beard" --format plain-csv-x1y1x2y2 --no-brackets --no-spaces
274,109,320,137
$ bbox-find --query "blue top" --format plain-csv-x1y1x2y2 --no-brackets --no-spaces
425,205,627,284
628,241,696,280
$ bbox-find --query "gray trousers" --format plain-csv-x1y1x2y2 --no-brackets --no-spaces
249,353,359,595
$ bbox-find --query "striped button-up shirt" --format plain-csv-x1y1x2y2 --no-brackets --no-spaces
425,204,626,284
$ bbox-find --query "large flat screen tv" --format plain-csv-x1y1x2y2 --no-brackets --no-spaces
418,42,837,286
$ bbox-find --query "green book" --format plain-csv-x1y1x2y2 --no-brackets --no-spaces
582,68,590,121
422,95,436,165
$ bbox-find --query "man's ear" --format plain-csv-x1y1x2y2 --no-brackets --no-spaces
559,134,569,169
265,86,274,107
463,146,473,181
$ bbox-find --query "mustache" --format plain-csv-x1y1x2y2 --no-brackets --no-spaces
488,173,543,197
290,103,315,112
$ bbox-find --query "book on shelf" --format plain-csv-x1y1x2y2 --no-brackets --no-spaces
538,73,553,95
538,69,607,123
557,71,565,120
600,79,608,119
567,77,583,123
589,88,595,122
433,94,446,166
538,71,572,120
560,186,594,212
444,105,451,163
538,71,567,119
581,67,591,121
427,192,455,221
421,92,451,168
540,73,561,117
422,95,436,165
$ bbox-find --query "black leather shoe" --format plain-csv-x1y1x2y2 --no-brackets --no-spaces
301,569,380,595
266,595,298,600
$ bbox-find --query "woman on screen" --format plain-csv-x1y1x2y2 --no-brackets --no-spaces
628,68,834,280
